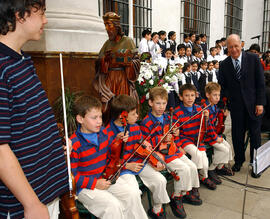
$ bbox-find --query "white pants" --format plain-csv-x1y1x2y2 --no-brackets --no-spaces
209,139,233,170
139,164,170,205
7,197,59,219
167,155,200,193
78,174,148,219
184,144,209,178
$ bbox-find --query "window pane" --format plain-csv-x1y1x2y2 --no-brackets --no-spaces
181,0,211,44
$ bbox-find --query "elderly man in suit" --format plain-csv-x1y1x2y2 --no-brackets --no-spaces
218,34,266,178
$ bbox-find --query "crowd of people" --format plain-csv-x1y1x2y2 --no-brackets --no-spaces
1,1,270,218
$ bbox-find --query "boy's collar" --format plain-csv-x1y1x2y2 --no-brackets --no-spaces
0,42,29,60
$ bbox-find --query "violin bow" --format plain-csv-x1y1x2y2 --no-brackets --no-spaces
59,53,73,196
108,122,160,182
143,103,211,163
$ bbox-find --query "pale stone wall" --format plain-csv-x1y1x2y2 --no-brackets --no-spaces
23,0,107,52
242,0,264,51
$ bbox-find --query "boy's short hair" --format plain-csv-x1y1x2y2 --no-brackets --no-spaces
200,60,207,66
158,30,166,36
0,0,45,35
177,44,186,51
164,48,172,54
184,34,189,39
192,47,201,55
168,31,176,40
110,95,137,120
210,47,216,53
149,86,168,101
142,29,151,37
179,84,197,96
74,95,102,117
212,60,219,65
205,82,221,94
151,32,158,38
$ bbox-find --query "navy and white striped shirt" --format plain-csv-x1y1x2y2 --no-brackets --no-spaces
0,42,68,219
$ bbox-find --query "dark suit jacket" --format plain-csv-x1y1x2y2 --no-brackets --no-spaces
219,51,266,120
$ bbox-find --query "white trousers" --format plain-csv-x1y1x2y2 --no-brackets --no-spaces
139,164,170,205
78,174,148,219
167,155,200,193
209,139,233,170
184,144,209,178
7,197,59,219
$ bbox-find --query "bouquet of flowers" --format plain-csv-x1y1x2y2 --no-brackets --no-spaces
136,62,180,119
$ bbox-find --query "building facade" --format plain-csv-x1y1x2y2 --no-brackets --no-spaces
23,0,269,105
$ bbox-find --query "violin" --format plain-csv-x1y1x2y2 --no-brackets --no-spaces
103,111,128,184
135,140,180,181
216,97,227,135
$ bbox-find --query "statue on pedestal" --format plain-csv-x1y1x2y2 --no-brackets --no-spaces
93,12,140,113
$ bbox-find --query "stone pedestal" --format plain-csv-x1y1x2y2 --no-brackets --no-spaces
23,0,107,52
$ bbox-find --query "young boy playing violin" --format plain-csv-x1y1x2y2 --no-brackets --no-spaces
173,84,219,190
70,95,148,219
140,86,201,219
203,82,233,178
105,94,170,219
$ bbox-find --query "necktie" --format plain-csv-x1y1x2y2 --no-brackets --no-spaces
235,59,241,79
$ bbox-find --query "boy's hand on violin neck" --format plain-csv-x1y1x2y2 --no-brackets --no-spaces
172,128,179,136
153,162,165,171
216,136,223,143
62,138,72,155
116,132,129,142
96,179,111,190
126,162,144,172
143,141,152,150
165,134,173,142
203,110,209,118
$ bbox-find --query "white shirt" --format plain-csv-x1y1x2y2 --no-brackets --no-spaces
138,38,150,54
148,41,162,62
207,55,216,62
231,52,242,69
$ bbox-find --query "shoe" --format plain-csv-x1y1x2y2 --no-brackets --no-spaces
191,188,200,198
200,178,216,190
215,166,234,176
183,191,202,205
251,168,261,179
232,163,242,172
169,196,187,218
208,170,222,185
148,208,166,219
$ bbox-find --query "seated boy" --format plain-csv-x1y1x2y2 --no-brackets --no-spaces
173,84,219,190
203,82,233,177
105,94,170,219
140,87,201,219
70,95,148,219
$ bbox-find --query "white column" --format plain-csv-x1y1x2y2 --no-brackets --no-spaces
23,0,108,52
209,0,225,48
128,0,134,38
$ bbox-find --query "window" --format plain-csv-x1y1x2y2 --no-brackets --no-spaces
103,0,152,46
103,0,130,36
262,0,270,52
224,0,243,37
180,0,211,43
133,0,152,46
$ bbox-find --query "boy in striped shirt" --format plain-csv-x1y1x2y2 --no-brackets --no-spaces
173,84,219,190
0,1,68,218
70,95,147,219
105,94,170,219
140,87,201,219
203,82,233,179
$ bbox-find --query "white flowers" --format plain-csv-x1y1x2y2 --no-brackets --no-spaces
149,79,154,85
162,83,173,93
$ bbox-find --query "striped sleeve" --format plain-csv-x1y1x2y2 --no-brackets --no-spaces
0,79,11,145
70,139,97,194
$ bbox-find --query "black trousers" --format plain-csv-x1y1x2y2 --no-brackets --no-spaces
230,103,262,165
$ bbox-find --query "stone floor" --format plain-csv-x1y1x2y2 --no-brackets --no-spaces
142,114,270,219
